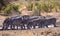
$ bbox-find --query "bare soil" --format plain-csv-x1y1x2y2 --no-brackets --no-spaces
0,27,60,36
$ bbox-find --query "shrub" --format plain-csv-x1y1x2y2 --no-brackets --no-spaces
2,4,19,14
36,2,42,10
26,2,33,11
0,3,3,10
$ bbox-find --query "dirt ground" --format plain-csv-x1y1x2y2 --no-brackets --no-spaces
0,27,60,36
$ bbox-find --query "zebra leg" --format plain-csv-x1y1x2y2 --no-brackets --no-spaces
16,25,18,30
12,25,15,30
33,26,35,29
2,26,4,30
27,25,30,29
53,23,57,27
33,25,35,29
23,24,26,30
21,25,24,30
2,26,7,30
33,23,36,29
46,25,48,28
2,24,5,30
3,24,9,30
38,25,42,28
38,25,41,28
10,25,12,29
2,23,7,30
27,26,30,29
38,24,42,28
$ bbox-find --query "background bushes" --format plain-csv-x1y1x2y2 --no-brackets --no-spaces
0,0,60,16
2,4,19,15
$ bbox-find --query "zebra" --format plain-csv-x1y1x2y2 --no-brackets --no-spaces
22,16,45,29
38,18,57,28
2,16,23,30
2,17,13,30
2,15,46,30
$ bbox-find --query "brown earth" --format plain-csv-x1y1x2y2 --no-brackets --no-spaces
1,27,60,36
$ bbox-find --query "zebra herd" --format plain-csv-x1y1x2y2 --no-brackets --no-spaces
2,15,57,30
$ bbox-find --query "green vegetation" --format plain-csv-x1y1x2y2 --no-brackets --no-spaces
0,3,2,9
26,2,33,11
0,4,2,7
0,0,60,16
2,4,19,14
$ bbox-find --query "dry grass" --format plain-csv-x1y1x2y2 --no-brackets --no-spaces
0,27,60,36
